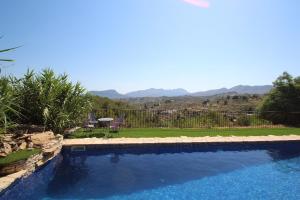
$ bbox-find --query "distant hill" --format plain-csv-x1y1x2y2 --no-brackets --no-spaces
228,85,273,95
126,88,189,98
191,88,228,97
192,85,273,97
89,90,125,99
90,85,272,99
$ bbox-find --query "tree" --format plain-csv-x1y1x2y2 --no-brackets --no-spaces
259,72,300,126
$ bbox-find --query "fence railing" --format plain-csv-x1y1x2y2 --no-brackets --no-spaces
93,109,299,129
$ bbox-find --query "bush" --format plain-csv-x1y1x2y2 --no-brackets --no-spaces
15,69,92,134
1,69,92,134
259,72,300,126
0,76,20,133
237,116,251,126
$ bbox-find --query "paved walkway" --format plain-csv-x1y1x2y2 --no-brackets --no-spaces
63,135,300,146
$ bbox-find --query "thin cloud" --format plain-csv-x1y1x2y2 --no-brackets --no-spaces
183,0,210,8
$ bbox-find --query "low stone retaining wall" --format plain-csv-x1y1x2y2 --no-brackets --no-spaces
0,131,63,192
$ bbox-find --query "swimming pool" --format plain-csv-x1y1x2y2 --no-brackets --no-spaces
1,142,300,200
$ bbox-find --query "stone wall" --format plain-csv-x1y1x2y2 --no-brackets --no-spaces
0,131,63,176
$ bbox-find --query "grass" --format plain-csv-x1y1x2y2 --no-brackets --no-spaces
69,127,300,138
0,149,41,166
68,129,106,138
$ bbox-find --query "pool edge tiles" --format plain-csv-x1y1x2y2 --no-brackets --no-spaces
63,135,300,147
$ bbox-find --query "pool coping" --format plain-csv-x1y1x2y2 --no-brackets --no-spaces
2,136,300,195
63,135,300,146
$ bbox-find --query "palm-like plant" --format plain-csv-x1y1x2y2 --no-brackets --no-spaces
0,38,21,133
16,69,92,134
0,77,20,133
0,46,19,62
0,37,20,75
0,36,20,62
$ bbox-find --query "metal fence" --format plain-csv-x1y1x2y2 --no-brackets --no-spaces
93,109,299,129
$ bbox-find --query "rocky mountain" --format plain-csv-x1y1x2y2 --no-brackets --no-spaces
192,85,272,96
89,90,125,99
126,88,189,98
191,88,228,97
90,85,273,99
228,85,273,95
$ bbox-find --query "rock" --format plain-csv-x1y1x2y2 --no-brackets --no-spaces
1,142,12,155
9,142,19,151
0,160,27,176
17,134,31,141
2,135,13,143
27,142,34,149
64,127,80,135
0,130,63,177
31,132,55,147
19,142,27,150
0,152,6,157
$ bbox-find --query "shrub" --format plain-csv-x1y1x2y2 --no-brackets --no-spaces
237,115,251,126
0,76,20,133
0,69,92,134
14,69,92,134
259,72,300,126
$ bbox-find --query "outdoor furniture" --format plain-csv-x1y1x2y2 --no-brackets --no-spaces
88,113,98,126
83,122,95,132
98,118,114,138
83,113,98,131
110,117,125,132
98,118,114,129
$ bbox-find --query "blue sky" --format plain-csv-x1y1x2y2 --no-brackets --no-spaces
1,0,300,93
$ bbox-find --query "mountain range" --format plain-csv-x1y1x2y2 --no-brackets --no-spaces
89,85,273,99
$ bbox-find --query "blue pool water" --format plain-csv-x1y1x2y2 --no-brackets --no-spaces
1,142,300,200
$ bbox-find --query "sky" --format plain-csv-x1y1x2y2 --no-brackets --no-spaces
1,0,300,93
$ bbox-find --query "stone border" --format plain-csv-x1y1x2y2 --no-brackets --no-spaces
63,135,300,146
0,132,63,193
0,170,27,193
0,149,61,193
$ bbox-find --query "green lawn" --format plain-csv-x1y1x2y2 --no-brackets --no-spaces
0,149,41,166
69,127,300,138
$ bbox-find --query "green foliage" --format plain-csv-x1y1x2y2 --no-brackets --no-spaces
0,76,20,133
0,46,20,62
70,127,300,138
91,95,132,110
259,72,300,126
0,149,41,166
93,109,271,129
0,36,20,64
67,128,106,138
14,69,92,134
237,115,251,126
0,69,92,134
